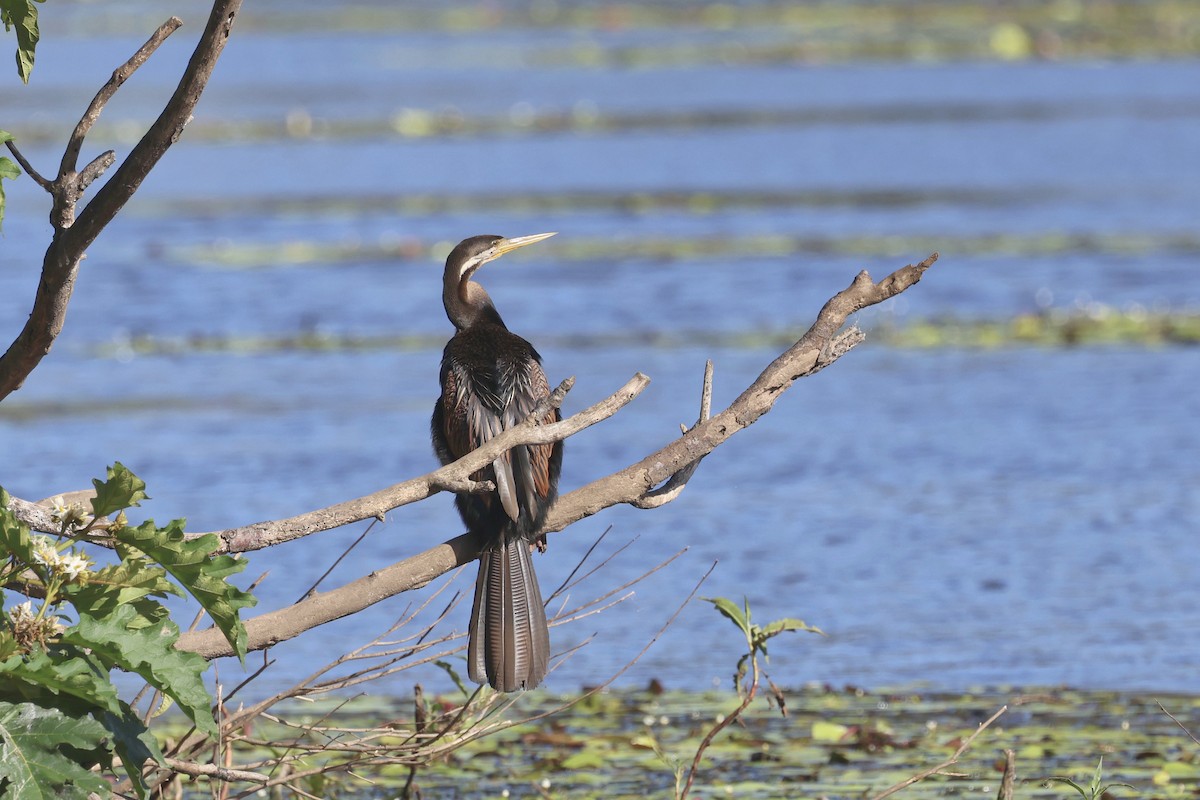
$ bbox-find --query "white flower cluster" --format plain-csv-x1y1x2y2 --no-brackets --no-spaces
8,599,35,625
6,599,65,640
31,535,92,581
48,495,89,532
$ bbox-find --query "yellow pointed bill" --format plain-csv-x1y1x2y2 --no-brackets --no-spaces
491,232,557,258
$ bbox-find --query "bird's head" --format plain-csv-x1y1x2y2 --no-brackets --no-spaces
443,232,556,329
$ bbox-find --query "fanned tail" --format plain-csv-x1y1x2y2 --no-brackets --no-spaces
468,528,550,692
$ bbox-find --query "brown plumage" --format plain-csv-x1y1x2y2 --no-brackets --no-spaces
431,233,563,692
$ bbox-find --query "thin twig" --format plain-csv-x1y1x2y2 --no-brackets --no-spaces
631,359,714,509
296,517,379,602
552,533,641,603
77,150,117,192
1157,699,1200,747
161,757,267,783
0,2,243,404
543,524,613,603
210,372,642,553
680,615,757,800
4,140,52,190
552,547,688,626
870,705,1008,800
451,560,717,752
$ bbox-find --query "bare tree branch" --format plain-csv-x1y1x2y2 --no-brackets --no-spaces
629,358,714,509
6,256,934,552
199,373,643,553
60,18,184,181
162,758,268,784
8,256,936,659
1157,699,1200,747
4,140,52,190
171,254,938,660
545,254,937,530
0,1,242,402
67,4,240,251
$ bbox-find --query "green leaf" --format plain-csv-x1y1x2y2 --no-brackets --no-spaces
734,651,750,691
0,154,18,233
703,596,752,644
560,750,607,770
60,604,217,737
1090,757,1105,797
1,487,35,566
0,653,162,798
0,0,42,83
103,701,164,800
0,632,17,662
113,519,254,661
90,462,149,518
760,618,824,638
0,650,123,717
1047,776,1088,800
63,558,180,626
0,701,111,799
435,659,470,697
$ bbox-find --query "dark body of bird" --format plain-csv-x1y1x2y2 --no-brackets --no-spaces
431,233,563,692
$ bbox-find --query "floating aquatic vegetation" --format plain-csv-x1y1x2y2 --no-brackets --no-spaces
144,684,1200,798
75,308,1200,363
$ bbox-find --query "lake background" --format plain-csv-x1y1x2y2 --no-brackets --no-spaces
2,1,1198,699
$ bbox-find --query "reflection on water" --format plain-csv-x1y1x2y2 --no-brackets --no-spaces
2,3,1198,695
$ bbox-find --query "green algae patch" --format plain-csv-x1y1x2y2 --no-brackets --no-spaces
71,308,1200,368
874,309,1200,348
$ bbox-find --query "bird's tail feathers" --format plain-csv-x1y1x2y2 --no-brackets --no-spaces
468,528,550,692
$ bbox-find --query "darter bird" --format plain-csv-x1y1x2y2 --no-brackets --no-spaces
431,232,562,692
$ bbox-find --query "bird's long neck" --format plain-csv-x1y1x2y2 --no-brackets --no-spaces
445,278,506,331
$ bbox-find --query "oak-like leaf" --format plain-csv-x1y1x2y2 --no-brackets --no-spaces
0,650,123,718
60,605,216,737
90,462,148,518
103,700,164,799
0,701,110,799
113,519,255,660
63,558,179,627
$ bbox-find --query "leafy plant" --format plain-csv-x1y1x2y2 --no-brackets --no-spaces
0,464,255,798
704,596,820,697
670,596,821,799
1048,757,1136,800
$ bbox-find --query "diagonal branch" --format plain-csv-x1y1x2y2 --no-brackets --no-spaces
59,17,184,180
544,253,938,532
198,373,646,554
869,704,1007,800
65,2,241,253
1,374,644,545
